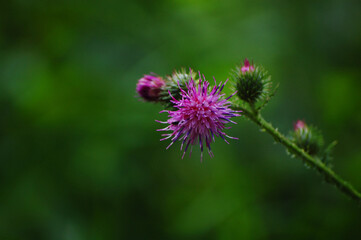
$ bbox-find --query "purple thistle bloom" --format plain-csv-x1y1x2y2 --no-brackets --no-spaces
157,73,241,161
136,75,165,101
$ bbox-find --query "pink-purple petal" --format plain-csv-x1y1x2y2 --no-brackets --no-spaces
157,74,241,159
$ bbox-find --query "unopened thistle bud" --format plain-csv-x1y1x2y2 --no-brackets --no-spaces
136,75,165,102
159,68,198,109
291,120,324,155
231,58,271,104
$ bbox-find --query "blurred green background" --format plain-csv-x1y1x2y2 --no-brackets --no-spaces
1,0,361,239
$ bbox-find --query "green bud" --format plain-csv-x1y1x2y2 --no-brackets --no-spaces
231,59,271,104
291,120,324,156
159,68,198,109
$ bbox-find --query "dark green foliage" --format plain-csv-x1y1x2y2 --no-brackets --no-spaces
321,141,337,166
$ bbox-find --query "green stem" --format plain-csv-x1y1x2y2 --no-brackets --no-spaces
234,105,361,202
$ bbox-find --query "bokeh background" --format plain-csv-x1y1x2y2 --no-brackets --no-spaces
1,0,361,239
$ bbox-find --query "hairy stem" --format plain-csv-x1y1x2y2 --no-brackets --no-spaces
234,105,361,202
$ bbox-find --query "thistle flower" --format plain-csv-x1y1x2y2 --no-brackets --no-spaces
157,73,241,161
136,75,165,102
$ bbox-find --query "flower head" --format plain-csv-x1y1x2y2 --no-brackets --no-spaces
241,58,255,73
136,75,165,102
157,73,241,161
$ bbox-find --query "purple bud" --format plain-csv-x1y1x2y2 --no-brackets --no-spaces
294,120,307,131
241,58,255,73
136,75,165,101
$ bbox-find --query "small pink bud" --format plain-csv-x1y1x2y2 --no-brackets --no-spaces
136,75,165,101
241,58,255,73
294,120,307,131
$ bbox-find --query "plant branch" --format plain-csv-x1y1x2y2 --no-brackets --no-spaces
234,104,361,203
